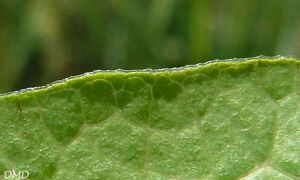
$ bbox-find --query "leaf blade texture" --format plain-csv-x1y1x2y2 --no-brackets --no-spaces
0,57,299,179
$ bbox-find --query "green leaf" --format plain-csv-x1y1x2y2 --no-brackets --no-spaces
0,57,299,180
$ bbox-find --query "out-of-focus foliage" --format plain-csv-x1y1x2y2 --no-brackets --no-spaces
0,0,299,93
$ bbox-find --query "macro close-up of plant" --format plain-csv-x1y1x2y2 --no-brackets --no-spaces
0,0,299,179
0,57,299,179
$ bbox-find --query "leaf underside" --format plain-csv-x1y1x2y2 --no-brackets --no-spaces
0,58,299,180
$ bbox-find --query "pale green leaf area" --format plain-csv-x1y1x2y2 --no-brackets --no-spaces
0,58,299,180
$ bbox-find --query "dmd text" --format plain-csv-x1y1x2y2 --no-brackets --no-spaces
4,170,29,179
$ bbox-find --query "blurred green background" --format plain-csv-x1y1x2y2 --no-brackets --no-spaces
0,0,299,93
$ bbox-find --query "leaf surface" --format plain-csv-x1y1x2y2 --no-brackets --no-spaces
0,57,299,179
